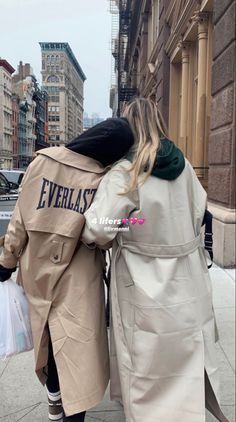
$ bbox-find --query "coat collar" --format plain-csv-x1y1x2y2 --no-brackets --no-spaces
36,147,105,174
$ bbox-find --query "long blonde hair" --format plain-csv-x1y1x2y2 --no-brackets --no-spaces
121,97,168,194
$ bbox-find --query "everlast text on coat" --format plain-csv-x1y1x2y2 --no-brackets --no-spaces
36,177,97,214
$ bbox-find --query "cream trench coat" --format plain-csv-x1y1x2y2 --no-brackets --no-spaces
0,147,109,416
82,159,228,422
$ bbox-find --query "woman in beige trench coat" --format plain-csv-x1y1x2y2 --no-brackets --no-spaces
0,118,134,421
82,98,229,422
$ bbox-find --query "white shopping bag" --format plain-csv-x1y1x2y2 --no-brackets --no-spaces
0,278,33,359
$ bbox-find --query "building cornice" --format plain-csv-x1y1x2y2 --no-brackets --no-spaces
39,42,86,81
0,59,15,75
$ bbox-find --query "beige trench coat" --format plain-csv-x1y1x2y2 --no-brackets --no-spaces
0,147,109,416
82,159,228,422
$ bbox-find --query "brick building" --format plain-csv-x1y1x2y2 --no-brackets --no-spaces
112,0,235,267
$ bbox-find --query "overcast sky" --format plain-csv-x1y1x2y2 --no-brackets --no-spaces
0,0,112,118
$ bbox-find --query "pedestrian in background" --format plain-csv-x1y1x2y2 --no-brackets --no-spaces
82,97,228,422
0,118,134,422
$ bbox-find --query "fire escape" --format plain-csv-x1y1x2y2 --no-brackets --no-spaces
110,0,119,114
109,0,136,116
118,0,136,114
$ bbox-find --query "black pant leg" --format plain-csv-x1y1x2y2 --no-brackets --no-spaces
46,334,60,393
47,333,86,422
63,411,86,422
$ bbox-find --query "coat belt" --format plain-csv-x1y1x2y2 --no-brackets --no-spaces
117,234,202,258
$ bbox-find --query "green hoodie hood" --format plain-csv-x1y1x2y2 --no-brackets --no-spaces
151,138,185,180
126,138,185,181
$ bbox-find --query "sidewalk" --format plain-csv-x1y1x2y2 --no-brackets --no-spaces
0,265,235,422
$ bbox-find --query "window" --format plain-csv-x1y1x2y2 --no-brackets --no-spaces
49,96,59,102
49,125,60,132
49,115,60,122
152,0,159,40
47,75,59,83
45,86,60,94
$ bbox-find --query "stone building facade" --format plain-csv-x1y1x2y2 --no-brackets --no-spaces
12,62,37,168
208,0,235,267
11,95,20,168
114,0,235,267
0,59,15,169
40,42,86,146
18,102,28,169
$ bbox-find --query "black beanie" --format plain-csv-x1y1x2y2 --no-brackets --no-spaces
66,117,134,167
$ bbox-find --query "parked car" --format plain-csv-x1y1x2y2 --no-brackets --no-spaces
0,172,14,195
1,169,25,189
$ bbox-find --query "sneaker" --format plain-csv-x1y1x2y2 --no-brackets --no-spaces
47,390,63,421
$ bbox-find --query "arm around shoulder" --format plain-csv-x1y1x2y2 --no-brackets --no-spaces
82,162,138,247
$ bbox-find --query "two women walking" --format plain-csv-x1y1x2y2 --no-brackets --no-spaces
0,98,228,422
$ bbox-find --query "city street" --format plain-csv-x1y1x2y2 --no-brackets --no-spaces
0,265,235,422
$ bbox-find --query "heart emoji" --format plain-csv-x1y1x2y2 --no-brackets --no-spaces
138,218,145,225
130,217,138,225
121,218,129,225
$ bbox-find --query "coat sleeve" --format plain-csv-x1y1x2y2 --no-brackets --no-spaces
82,162,138,247
0,194,28,269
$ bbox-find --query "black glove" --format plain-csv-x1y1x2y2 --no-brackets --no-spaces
0,264,16,282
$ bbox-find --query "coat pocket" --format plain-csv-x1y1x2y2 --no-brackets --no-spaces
27,231,78,268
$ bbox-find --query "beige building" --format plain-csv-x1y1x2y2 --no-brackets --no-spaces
114,0,235,267
40,42,86,146
0,59,15,169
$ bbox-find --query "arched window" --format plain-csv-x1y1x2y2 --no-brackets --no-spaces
47,75,59,83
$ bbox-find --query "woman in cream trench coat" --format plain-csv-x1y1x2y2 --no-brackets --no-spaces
0,118,134,420
82,98,228,422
